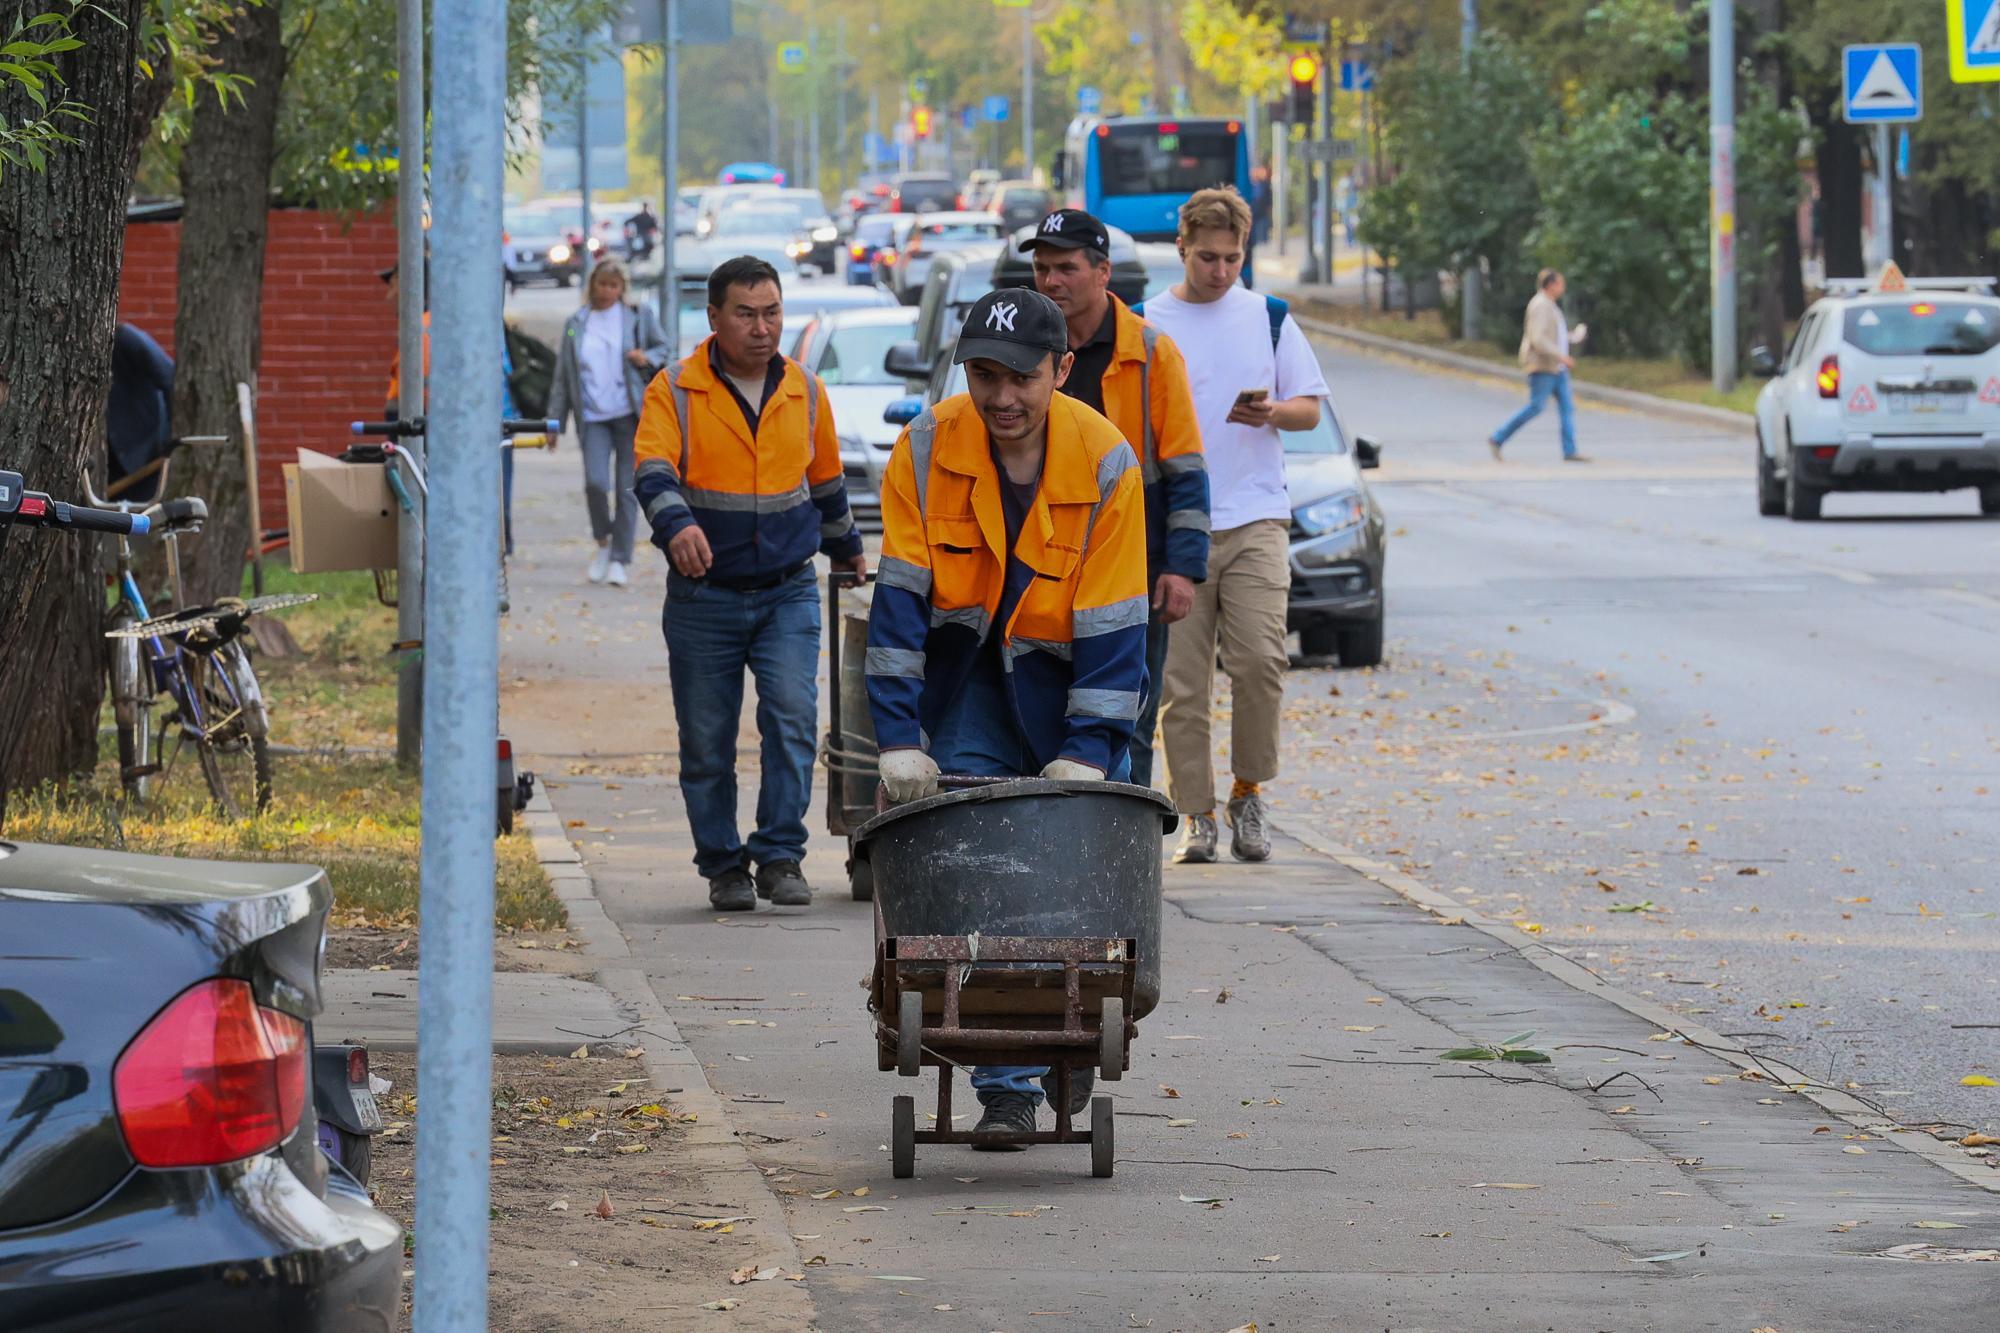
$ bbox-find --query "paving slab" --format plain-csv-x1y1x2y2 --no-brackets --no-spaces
318,968,630,1053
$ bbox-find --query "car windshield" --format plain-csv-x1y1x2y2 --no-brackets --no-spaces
1281,409,1347,455
716,208,795,236
950,268,996,307
855,216,896,245
504,208,567,237
1101,122,1238,197
1000,189,1049,212
921,222,998,244
819,321,917,386
897,179,957,210
1841,301,2000,357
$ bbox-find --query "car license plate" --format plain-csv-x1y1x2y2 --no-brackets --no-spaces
1888,391,1967,415
349,1087,384,1132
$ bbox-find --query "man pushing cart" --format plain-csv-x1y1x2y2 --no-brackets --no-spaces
861,288,1157,1158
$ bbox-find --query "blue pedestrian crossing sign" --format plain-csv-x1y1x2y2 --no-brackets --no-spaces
984,94,1010,123
1077,86,1102,116
1842,43,1921,123
1949,1,2000,82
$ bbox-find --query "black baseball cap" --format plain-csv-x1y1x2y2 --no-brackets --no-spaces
953,288,1068,375
1018,207,1111,256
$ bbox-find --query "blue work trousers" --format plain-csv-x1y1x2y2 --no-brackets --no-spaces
663,565,820,880
931,657,1130,1107
1491,369,1578,459
1125,616,1171,790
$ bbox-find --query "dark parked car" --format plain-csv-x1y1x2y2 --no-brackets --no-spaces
0,842,402,1330
503,203,586,288
991,221,1155,307
847,213,902,286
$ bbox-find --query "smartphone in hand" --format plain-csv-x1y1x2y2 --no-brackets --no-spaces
1233,387,1270,408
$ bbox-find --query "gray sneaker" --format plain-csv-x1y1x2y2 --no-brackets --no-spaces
1173,812,1218,864
1226,794,1272,862
755,859,812,907
708,867,757,912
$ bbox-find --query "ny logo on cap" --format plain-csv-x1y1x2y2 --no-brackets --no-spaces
1042,213,1064,233
986,301,1018,332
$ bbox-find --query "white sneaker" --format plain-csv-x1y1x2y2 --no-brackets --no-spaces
606,561,629,588
587,547,611,583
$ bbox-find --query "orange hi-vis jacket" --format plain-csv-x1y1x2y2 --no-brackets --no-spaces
1091,296,1209,582
865,393,1149,773
631,337,861,579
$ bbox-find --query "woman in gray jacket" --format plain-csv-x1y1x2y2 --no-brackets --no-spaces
547,258,673,586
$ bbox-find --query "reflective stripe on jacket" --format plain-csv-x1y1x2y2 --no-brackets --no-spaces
631,336,861,579
1096,297,1209,583
865,393,1149,774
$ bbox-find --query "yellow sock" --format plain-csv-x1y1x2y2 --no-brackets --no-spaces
1230,780,1260,802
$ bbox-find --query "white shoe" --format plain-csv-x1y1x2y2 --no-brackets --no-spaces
606,561,629,588
587,547,611,583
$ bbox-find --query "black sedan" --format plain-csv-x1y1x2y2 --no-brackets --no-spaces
503,203,586,288
0,842,401,1330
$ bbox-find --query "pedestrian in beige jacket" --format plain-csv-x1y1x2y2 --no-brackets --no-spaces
1488,269,1589,462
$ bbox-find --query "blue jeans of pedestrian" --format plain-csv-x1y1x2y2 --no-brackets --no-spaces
1126,616,1170,789
931,658,1131,1108
663,565,820,880
1491,370,1578,458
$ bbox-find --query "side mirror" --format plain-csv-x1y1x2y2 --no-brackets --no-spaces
883,339,931,382
1748,345,1780,378
883,395,923,427
1355,436,1382,470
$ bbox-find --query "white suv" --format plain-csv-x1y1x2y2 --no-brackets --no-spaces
1750,274,2000,520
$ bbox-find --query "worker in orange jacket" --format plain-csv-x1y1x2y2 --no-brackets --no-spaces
1024,208,1208,788
633,255,865,913
867,287,1148,1145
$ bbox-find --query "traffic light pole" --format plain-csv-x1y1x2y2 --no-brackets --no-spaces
1460,0,1481,339
655,0,679,323
1021,7,1034,181
1317,35,1335,289
393,0,425,772
1710,0,1736,394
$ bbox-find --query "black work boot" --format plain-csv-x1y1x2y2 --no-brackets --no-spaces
755,859,812,907
1040,1067,1095,1117
708,867,756,912
970,1093,1038,1150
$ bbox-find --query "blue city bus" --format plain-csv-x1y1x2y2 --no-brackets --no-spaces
1055,115,1250,243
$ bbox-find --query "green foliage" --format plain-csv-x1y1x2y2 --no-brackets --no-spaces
0,4,93,175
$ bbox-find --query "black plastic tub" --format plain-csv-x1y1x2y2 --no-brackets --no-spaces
854,778,1175,1018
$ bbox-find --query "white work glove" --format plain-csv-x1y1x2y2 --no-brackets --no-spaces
878,749,940,804
1041,758,1105,783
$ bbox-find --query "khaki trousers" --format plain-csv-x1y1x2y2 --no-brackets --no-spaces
1159,518,1290,815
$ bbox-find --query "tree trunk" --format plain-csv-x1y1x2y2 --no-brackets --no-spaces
0,0,172,819
166,0,289,606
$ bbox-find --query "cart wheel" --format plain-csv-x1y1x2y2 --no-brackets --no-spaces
1098,996,1125,1081
1090,1096,1114,1178
897,989,924,1077
892,1095,916,1179
849,856,875,901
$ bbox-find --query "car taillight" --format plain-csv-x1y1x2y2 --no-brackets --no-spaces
1816,354,1840,399
955,194,966,210
880,249,896,263
114,978,307,1168
346,1044,369,1087
851,243,867,259
1811,446,1839,460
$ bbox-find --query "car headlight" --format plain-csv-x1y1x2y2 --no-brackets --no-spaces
547,242,572,263
786,241,811,257
812,225,839,242
1293,490,1364,537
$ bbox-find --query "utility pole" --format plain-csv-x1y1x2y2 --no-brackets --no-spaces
1459,0,1480,339
835,17,849,192
1021,7,1034,181
807,12,821,193
393,0,425,771
578,59,593,257
1870,124,1892,272
656,0,679,322
1318,33,1335,287
1710,0,1736,393
412,0,502,1322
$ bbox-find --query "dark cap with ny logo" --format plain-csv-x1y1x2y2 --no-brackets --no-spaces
952,287,1069,375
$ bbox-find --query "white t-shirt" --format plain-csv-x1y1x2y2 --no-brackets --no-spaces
1139,285,1330,531
579,307,634,422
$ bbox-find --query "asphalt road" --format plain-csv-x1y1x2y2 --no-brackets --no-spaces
1276,335,2000,1136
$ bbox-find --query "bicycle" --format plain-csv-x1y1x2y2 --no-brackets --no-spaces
4,455,317,817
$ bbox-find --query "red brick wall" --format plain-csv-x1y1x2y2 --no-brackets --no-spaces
117,208,400,519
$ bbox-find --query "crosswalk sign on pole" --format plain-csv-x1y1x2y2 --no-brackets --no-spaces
1842,43,1922,123
1949,1,2000,81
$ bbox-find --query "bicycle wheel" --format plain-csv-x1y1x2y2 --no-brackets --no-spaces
105,606,154,802
189,642,273,816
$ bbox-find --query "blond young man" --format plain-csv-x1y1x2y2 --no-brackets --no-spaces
1140,188,1328,863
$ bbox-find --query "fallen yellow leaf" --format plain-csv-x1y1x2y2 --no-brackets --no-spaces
1963,1075,1999,1087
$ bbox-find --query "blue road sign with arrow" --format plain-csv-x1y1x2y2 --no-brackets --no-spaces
984,94,1010,123
1842,43,1921,123
1340,61,1374,92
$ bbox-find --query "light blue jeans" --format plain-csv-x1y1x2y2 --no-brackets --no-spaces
1491,369,1578,458
930,658,1130,1108
663,565,820,880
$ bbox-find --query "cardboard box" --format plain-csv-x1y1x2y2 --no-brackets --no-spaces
283,449,399,574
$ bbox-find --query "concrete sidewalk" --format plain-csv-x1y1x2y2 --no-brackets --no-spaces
497,444,1997,1330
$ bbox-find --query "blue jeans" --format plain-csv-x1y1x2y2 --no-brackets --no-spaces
1491,370,1577,458
663,565,820,880
931,658,1132,1107
1126,617,1170,789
